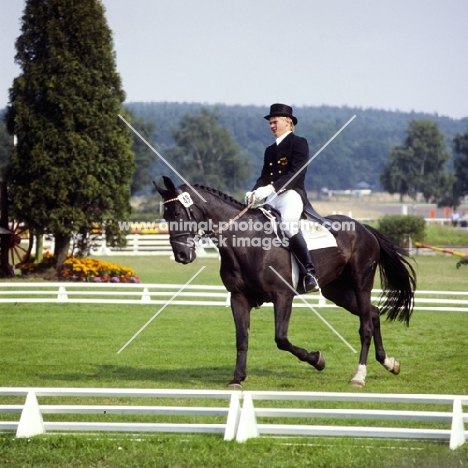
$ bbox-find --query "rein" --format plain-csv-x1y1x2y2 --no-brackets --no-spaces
163,195,254,238
211,202,254,236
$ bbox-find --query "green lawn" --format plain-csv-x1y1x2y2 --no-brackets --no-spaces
1,254,467,467
424,223,468,246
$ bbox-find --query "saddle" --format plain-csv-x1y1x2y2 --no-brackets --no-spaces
257,205,336,295
259,205,337,251
303,205,338,236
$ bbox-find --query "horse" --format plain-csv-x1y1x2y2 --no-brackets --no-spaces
154,176,416,388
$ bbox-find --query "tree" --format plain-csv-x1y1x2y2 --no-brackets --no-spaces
127,113,157,195
167,108,251,195
0,124,12,177
380,147,412,202
453,129,468,202
380,119,453,203
4,0,134,271
303,120,355,195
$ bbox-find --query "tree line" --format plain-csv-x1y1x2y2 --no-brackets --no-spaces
3,102,467,199
124,101,468,199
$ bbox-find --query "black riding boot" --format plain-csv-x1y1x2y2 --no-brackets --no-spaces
289,232,320,293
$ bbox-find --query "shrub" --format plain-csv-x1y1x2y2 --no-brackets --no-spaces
17,252,55,273
377,214,426,247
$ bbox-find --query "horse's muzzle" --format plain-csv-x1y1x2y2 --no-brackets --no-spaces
173,249,196,264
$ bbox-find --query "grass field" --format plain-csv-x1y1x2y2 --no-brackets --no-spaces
1,254,468,467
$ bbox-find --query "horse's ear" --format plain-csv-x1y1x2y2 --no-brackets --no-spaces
162,176,177,193
153,176,179,199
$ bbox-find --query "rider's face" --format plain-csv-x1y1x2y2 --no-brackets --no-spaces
269,117,291,138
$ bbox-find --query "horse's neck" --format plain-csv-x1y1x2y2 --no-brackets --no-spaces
199,193,242,224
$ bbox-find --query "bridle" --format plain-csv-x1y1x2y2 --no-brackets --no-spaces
162,195,201,247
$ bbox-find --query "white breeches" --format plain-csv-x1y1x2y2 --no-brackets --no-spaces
265,189,303,236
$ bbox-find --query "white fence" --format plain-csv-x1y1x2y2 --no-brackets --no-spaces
38,234,219,257
0,388,466,449
0,283,468,312
92,234,173,256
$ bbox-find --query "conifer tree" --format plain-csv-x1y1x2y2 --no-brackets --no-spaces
4,0,134,270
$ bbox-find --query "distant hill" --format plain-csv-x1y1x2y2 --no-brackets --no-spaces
125,102,468,193
2,103,466,194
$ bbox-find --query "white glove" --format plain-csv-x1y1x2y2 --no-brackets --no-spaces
244,191,254,205
253,184,275,202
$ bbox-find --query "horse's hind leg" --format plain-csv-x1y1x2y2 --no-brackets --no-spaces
273,293,325,371
324,283,380,387
371,305,400,375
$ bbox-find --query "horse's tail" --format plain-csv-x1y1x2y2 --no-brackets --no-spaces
364,224,417,325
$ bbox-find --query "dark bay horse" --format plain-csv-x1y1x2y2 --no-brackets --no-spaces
154,176,416,388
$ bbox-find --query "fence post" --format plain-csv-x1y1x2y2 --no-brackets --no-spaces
96,230,111,255
57,286,68,301
16,391,45,438
450,399,466,450
318,292,327,306
224,392,242,441
141,287,151,302
236,392,259,443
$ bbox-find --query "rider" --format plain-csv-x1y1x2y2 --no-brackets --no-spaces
245,103,319,293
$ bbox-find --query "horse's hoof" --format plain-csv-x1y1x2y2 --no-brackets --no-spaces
313,352,325,371
383,356,401,375
391,359,400,375
350,364,366,387
350,378,366,388
227,381,242,389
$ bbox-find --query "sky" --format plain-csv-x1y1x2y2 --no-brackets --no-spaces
1,0,467,119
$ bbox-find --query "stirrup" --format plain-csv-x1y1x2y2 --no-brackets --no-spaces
303,273,319,293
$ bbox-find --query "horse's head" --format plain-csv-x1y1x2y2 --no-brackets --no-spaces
153,176,198,264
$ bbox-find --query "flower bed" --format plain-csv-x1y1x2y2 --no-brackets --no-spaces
19,255,140,283
61,257,140,283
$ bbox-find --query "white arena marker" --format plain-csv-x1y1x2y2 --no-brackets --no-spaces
450,399,466,450
16,391,45,438
236,393,259,443
224,393,242,441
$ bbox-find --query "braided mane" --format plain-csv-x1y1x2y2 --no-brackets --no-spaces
190,184,245,208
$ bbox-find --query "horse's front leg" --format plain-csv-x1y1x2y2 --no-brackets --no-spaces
227,292,252,389
274,293,325,371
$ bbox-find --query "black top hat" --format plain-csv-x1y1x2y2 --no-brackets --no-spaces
264,103,298,125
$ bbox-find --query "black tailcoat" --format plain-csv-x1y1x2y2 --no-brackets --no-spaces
252,132,309,208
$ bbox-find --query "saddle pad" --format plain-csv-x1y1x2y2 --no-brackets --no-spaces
300,219,337,250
